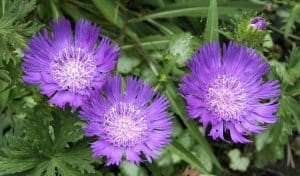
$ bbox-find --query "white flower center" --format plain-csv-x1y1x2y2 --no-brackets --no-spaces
103,103,148,147
50,47,97,93
206,75,248,121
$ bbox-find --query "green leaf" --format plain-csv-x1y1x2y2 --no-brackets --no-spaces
0,157,41,176
203,0,218,42
0,104,95,176
168,140,209,174
279,96,300,133
254,95,295,167
55,145,95,174
0,68,10,82
122,35,171,50
0,0,41,64
164,82,221,170
92,0,122,27
92,0,137,39
228,149,250,172
269,60,293,85
283,4,300,38
120,161,148,176
117,55,141,74
169,33,198,67
192,145,213,172
49,0,60,19
129,1,263,23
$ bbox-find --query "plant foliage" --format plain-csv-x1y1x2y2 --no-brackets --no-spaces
0,0,300,175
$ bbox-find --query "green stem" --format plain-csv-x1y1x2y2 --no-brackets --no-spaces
2,0,5,16
164,83,222,170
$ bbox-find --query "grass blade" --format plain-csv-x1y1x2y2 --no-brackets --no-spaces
204,0,218,42
92,0,137,39
164,82,222,170
168,140,209,174
129,2,264,23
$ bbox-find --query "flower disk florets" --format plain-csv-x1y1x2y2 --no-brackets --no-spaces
180,41,280,143
103,103,148,147
50,47,97,93
80,76,172,165
22,18,119,109
206,75,248,121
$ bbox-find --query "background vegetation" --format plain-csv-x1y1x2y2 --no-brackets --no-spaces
1,0,300,175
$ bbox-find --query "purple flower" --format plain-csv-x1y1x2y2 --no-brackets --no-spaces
179,41,280,143
80,76,172,165
249,17,267,31
22,18,119,109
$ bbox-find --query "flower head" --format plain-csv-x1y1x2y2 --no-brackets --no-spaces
22,18,119,109
249,17,267,31
80,76,172,165
179,41,280,143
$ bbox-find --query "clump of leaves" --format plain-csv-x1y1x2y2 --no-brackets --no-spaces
0,104,95,176
282,3,300,38
0,0,41,64
255,46,300,167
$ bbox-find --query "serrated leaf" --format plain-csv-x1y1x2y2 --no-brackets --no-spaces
56,144,95,174
0,157,41,176
279,96,300,133
0,0,41,64
283,4,300,38
0,105,94,176
269,60,293,85
204,0,218,42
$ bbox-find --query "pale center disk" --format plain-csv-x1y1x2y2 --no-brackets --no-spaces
50,48,97,93
206,75,248,121
103,103,148,147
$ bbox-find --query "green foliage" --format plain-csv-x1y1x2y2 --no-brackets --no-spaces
0,104,95,176
0,0,299,175
203,0,218,42
228,149,250,172
282,3,300,38
119,161,147,176
128,1,263,22
0,0,41,64
255,46,300,167
169,33,199,67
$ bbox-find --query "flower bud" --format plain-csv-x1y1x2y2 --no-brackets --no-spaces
249,17,267,31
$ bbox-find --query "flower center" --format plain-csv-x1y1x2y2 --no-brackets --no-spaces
50,47,97,93
206,75,248,121
103,103,148,147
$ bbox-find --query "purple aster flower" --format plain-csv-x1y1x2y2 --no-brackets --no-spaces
22,18,119,109
179,41,280,143
249,17,267,31
80,75,172,165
